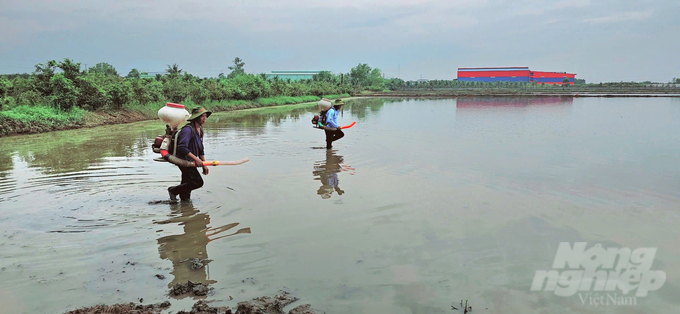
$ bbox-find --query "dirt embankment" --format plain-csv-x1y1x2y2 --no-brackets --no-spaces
0,109,152,137
80,110,152,127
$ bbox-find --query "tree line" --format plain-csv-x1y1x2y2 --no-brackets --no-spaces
0,58,406,111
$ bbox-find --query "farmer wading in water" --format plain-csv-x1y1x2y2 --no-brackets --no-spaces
168,107,211,202
324,99,345,149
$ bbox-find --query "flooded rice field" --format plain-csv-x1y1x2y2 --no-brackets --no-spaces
1,97,679,314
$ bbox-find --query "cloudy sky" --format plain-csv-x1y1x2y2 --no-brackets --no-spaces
1,0,678,82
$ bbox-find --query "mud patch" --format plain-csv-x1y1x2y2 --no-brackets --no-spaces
235,291,302,314
186,257,211,270
64,301,171,314
148,200,175,205
64,293,320,314
287,304,317,314
177,300,231,314
169,281,213,297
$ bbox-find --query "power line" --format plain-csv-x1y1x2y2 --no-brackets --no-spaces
0,64,35,70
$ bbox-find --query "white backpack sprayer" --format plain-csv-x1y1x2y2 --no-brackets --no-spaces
311,98,356,130
151,103,249,166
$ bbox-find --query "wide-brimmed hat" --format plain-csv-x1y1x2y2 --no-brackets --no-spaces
188,106,212,121
334,99,344,106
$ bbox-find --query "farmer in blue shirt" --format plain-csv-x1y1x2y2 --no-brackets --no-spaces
168,107,211,202
324,99,345,149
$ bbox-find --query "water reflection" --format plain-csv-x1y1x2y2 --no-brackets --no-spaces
208,104,318,135
155,201,251,288
0,122,160,175
343,98,386,120
206,98,387,135
0,99,387,176
456,96,573,108
313,150,355,199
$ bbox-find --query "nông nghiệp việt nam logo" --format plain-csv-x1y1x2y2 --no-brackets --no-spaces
531,242,666,300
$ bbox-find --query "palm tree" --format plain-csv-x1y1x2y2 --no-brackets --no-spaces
166,63,183,76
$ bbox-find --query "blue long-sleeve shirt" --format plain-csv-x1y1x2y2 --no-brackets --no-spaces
325,108,339,128
324,172,339,188
175,124,204,161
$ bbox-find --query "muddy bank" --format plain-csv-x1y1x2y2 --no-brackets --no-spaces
64,292,319,314
0,109,152,137
0,96,359,137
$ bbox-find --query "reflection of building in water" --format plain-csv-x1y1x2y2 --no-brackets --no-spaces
313,150,351,199
456,96,574,108
156,202,250,287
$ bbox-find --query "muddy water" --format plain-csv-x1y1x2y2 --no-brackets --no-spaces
1,97,680,314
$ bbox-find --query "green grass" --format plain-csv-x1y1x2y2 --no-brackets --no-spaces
0,105,85,124
323,93,351,99
0,105,88,135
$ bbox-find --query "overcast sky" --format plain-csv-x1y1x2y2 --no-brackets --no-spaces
1,0,678,82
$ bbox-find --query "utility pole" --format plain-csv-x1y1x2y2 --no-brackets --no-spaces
398,64,400,78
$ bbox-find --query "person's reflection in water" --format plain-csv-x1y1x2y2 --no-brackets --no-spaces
155,201,251,288
313,150,348,199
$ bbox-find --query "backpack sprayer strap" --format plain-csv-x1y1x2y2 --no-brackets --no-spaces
173,123,204,156
172,128,180,156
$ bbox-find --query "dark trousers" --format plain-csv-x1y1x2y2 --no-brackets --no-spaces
168,166,204,200
325,129,345,149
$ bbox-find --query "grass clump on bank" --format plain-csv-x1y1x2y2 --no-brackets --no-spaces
0,105,85,123
0,105,86,135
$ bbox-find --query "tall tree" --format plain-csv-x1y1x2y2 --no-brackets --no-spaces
369,68,383,87
126,68,141,79
313,71,335,83
33,60,58,96
349,63,371,87
50,73,79,110
0,77,12,97
166,63,182,77
88,62,118,76
57,58,82,81
227,57,245,78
